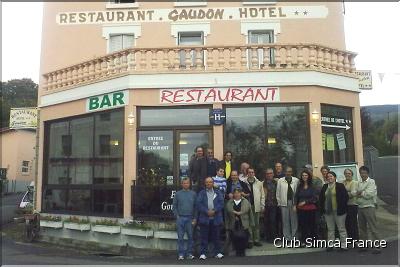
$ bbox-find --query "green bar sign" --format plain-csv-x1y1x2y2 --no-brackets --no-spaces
86,91,128,112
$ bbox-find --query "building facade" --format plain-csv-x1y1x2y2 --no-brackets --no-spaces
37,1,362,225
1,128,36,192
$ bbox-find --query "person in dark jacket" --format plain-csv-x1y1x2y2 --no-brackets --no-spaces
295,170,317,245
196,177,225,260
319,171,349,251
226,170,250,200
219,151,238,179
263,168,279,243
206,148,218,178
189,146,208,190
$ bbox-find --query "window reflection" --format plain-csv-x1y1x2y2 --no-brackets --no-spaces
225,105,310,176
44,109,123,216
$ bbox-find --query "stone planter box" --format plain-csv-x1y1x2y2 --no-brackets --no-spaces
92,225,121,234
40,220,63,229
121,228,154,238
64,222,91,231
154,230,187,240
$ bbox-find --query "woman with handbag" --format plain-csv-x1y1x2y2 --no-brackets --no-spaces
295,170,318,246
225,188,254,257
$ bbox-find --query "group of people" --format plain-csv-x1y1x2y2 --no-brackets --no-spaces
172,146,381,260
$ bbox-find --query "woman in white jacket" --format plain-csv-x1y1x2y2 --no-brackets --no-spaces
276,166,299,240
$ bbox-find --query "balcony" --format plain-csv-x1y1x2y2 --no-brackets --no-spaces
42,43,357,93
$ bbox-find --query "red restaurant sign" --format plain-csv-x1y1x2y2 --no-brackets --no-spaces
160,87,280,104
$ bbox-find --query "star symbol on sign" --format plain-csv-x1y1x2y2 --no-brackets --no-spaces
294,11,299,15
303,10,308,15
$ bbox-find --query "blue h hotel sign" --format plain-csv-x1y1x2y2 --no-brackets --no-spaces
86,91,129,112
210,109,226,125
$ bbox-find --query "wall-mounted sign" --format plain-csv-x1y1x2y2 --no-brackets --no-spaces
160,87,279,104
321,115,352,131
9,108,38,129
86,91,128,112
210,109,226,125
355,70,372,90
57,6,328,25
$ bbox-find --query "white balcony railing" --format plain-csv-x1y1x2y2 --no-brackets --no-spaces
42,43,357,93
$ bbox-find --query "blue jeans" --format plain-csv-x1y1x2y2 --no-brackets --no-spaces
199,219,221,256
177,216,194,257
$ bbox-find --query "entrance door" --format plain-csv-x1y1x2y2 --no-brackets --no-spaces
176,130,212,182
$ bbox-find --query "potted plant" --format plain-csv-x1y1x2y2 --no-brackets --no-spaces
92,219,120,234
63,216,91,231
121,220,154,238
40,215,63,229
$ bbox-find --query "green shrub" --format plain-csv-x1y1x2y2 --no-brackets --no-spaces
63,216,90,224
122,220,151,230
40,215,62,222
93,219,119,226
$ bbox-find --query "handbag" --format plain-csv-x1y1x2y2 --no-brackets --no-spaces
232,217,248,251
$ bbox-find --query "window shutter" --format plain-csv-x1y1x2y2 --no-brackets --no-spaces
122,34,135,49
109,35,123,53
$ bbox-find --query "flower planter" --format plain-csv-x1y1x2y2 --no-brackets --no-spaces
154,230,187,240
64,222,91,231
40,220,63,229
121,228,154,238
92,225,121,234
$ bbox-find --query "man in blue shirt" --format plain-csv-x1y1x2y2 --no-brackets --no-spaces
173,177,197,260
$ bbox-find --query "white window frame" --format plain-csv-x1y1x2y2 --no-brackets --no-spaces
174,1,207,7
106,0,139,9
102,24,141,53
177,31,205,68
241,22,280,69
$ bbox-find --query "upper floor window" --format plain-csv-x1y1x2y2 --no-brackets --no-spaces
109,34,134,53
248,30,274,68
178,32,204,67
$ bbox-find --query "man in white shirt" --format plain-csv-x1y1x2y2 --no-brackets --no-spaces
276,166,299,240
357,166,381,254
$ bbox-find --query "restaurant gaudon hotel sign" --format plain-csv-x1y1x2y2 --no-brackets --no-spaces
160,87,280,104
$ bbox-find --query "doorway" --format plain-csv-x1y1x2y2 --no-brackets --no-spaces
176,130,212,182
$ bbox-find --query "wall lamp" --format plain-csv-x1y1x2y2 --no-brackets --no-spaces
127,111,135,126
311,110,320,123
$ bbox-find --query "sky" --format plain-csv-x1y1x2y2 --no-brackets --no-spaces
1,2,400,106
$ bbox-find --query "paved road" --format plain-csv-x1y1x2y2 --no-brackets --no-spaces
1,235,398,265
1,193,23,225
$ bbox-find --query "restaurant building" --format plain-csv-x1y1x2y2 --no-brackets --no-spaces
37,1,362,248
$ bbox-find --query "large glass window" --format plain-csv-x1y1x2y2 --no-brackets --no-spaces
321,105,355,164
43,109,124,216
225,105,310,177
266,106,310,172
